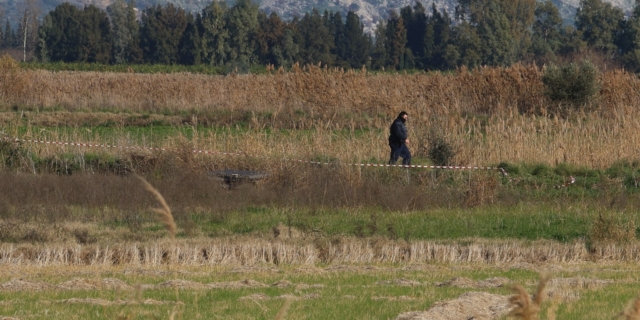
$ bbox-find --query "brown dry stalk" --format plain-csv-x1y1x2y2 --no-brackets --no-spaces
619,295,640,320
274,297,293,320
136,175,177,239
509,274,550,320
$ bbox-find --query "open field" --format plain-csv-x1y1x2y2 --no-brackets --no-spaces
3,57,640,319
2,261,640,319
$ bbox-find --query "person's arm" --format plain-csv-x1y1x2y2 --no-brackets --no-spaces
392,122,407,143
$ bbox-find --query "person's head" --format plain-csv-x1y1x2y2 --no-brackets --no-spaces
397,111,408,122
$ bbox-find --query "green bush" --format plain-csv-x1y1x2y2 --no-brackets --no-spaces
427,136,456,166
542,60,600,107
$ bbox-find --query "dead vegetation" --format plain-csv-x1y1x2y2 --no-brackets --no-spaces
395,292,510,320
2,62,640,169
2,238,640,266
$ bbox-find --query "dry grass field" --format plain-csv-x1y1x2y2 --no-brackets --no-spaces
3,55,640,319
2,56,640,169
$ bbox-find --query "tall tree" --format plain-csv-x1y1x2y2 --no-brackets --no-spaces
451,20,481,68
178,13,202,65
19,0,40,61
530,0,564,62
340,11,371,68
140,4,189,64
401,2,427,68
575,0,624,54
475,1,516,66
371,20,388,70
255,11,287,66
40,3,85,62
618,0,640,71
296,9,335,66
424,4,454,70
79,5,112,63
5,19,16,48
384,10,407,69
225,0,259,70
107,0,140,63
200,1,228,66
329,11,347,67
501,0,536,60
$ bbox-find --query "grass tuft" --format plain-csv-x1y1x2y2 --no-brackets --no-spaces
136,174,177,239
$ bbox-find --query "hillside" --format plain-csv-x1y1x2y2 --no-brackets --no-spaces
0,0,636,34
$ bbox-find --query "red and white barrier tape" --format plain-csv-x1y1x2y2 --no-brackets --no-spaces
1,136,510,175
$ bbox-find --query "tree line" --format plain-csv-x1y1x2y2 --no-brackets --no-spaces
2,0,640,72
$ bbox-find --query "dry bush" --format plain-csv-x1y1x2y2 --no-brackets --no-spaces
465,173,499,207
0,54,29,106
587,211,637,249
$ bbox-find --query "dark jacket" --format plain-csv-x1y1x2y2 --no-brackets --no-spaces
388,117,408,146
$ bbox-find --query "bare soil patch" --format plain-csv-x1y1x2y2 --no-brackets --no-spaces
155,280,208,290
56,298,180,306
55,278,133,291
208,279,268,289
0,279,52,291
239,293,320,301
227,266,281,274
395,292,510,320
435,277,510,288
373,295,418,301
375,278,422,287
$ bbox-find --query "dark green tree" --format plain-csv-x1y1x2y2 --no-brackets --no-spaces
40,3,85,62
476,1,516,66
296,9,335,66
618,0,640,71
424,4,454,70
530,0,564,61
35,14,51,61
200,1,228,66
79,5,112,63
384,10,407,69
225,0,259,70
371,20,388,70
140,4,189,64
178,13,202,65
255,11,287,66
575,0,624,54
107,0,140,63
500,0,536,60
451,21,481,68
401,2,427,68
5,19,17,48
340,11,371,68
557,26,587,56
329,11,348,68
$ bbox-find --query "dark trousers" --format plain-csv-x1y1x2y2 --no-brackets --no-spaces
389,143,411,165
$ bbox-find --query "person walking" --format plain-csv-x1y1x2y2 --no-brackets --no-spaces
388,111,411,165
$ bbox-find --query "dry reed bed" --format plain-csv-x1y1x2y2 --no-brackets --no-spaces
3,64,639,117
6,111,640,169
2,64,551,115
0,239,638,266
3,64,640,168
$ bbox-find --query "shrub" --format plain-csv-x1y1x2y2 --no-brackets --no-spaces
542,60,600,107
586,211,636,250
427,135,456,166
0,54,29,104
